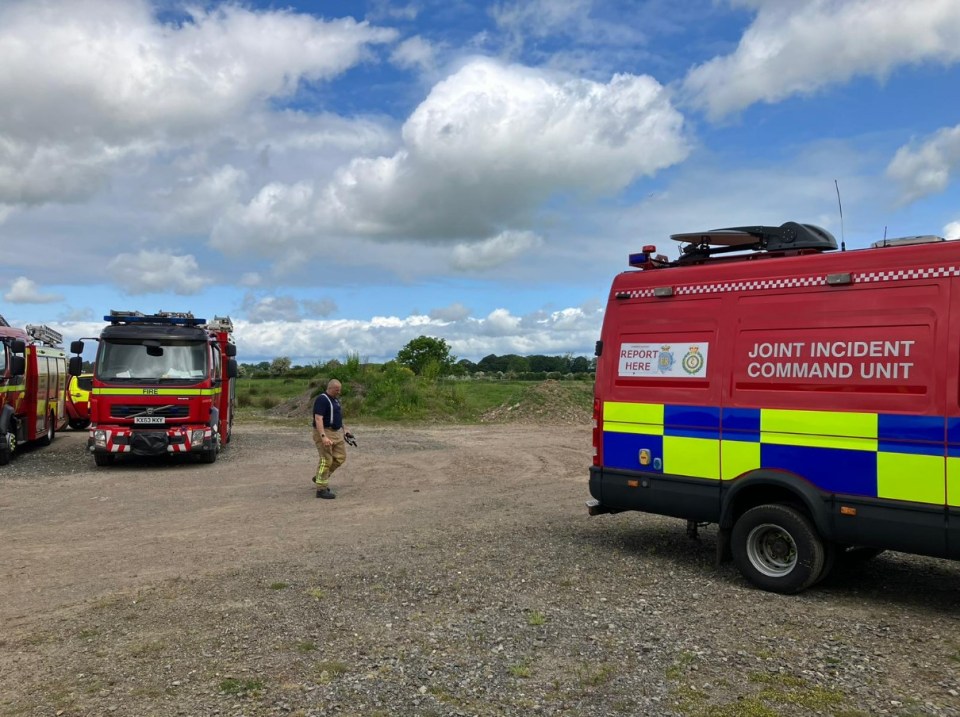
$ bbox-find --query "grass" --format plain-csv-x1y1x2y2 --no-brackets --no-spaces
269,581,289,590
234,372,592,425
526,610,547,626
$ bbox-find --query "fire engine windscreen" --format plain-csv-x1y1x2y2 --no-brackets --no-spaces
97,340,206,381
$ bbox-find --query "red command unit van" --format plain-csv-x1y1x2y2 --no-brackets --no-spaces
69,311,237,466
589,222,960,593
0,317,67,464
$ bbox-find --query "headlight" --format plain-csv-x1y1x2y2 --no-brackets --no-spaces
94,430,107,448
191,429,206,445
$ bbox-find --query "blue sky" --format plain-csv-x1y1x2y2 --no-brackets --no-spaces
1,0,958,364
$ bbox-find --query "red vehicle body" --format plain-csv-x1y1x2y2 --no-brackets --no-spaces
69,311,237,466
0,316,68,464
589,223,960,592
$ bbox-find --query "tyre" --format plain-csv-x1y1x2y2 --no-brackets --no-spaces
731,504,825,594
0,432,13,465
38,413,55,446
69,418,91,431
94,452,116,467
197,433,220,464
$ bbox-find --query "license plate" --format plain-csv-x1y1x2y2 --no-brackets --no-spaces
134,416,166,425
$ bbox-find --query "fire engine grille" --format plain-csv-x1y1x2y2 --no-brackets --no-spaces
110,404,190,419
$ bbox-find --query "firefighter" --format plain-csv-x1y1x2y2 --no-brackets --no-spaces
312,378,351,499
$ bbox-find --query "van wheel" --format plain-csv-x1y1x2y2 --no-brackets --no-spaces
731,504,825,594
94,453,115,467
39,414,55,446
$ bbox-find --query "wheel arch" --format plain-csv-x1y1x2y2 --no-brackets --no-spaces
720,469,832,539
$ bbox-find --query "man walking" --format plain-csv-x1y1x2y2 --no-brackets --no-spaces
312,378,349,499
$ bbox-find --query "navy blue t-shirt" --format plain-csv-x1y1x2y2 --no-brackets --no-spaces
313,392,342,430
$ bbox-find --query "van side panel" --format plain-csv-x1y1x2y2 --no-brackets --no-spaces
594,297,721,519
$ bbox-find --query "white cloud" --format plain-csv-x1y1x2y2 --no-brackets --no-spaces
390,36,436,71
683,0,960,119
945,221,960,240
0,0,397,206
886,124,960,203
229,301,603,363
302,299,338,318
214,57,688,256
106,251,209,295
4,277,63,303
451,230,544,271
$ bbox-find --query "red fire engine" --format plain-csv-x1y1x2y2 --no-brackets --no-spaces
590,222,960,593
69,311,237,466
0,315,68,465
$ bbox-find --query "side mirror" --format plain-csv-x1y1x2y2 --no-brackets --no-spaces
69,356,83,376
10,356,25,377
10,339,25,354
226,343,237,358
227,359,238,379
70,340,84,354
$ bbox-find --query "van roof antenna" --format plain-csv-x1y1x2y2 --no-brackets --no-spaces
834,179,846,252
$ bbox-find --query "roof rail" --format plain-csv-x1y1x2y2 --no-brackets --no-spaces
670,222,837,263
871,235,945,248
25,324,63,347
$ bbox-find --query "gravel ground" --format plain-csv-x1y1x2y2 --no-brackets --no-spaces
2,421,960,716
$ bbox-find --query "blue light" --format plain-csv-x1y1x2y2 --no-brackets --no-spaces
628,252,648,267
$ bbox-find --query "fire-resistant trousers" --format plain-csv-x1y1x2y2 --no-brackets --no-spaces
313,427,346,488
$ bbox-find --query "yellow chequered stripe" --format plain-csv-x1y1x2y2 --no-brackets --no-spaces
603,401,664,428
878,452,944,505
761,408,878,452
664,436,720,480
721,440,761,481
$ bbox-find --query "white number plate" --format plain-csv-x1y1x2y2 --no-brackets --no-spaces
134,416,166,425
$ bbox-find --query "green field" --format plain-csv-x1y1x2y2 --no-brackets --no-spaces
235,372,593,424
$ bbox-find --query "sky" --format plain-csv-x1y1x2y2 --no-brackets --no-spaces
1,0,959,365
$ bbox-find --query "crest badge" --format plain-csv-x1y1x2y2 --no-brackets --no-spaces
682,345,705,375
657,345,675,374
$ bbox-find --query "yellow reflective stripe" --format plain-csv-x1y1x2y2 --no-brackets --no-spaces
664,436,720,480
92,388,215,396
603,401,664,427
603,420,662,436
761,408,878,450
878,452,944,504
0,385,23,393
947,458,960,507
721,440,761,481
761,408,878,439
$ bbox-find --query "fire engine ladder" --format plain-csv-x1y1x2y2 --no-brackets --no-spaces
0,314,9,327
25,324,64,347
207,316,234,333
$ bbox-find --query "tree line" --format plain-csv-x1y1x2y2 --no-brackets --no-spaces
238,335,595,379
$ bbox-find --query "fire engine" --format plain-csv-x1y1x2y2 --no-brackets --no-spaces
0,315,67,465
589,222,960,593
69,311,238,466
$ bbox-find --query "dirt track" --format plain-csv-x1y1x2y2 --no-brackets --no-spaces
3,422,960,716
1,422,584,629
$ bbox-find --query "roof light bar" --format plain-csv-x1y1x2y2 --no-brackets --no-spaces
106,310,206,326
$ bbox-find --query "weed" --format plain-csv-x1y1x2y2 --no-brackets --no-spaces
747,672,805,688
305,587,325,599
129,640,165,658
269,582,288,590
576,663,616,688
77,628,100,640
295,641,317,653
527,610,547,626
666,650,697,680
316,660,349,681
509,661,532,678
